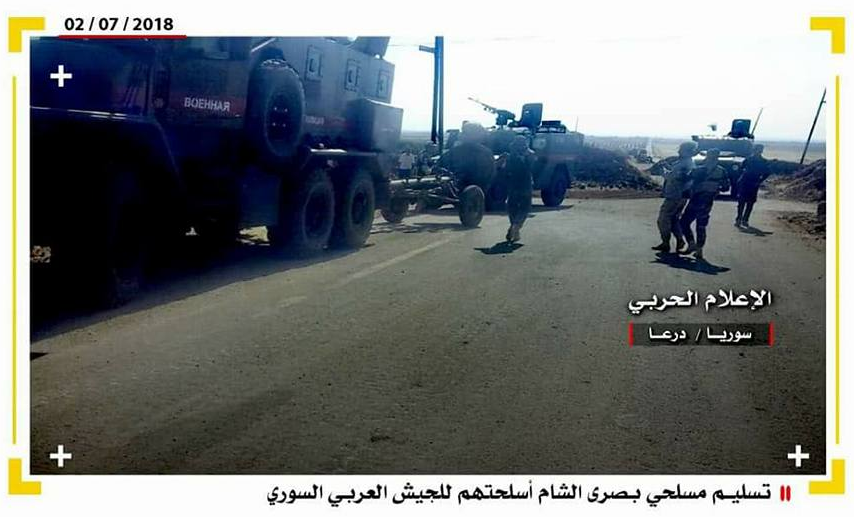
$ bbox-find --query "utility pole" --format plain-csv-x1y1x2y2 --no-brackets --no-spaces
437,36,444,154
801,88,827,165
419,36,445,153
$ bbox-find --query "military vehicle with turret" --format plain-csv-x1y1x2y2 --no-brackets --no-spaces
433,99,583,210
466,99,584,208
691,118,756,193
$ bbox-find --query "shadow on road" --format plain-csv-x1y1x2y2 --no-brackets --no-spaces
32,234,359,341
401,201,574,217
475,241,524,255
371,221,467,235
530,203,574,213
483,204,575,216
651,252,731,275
738,225,774,237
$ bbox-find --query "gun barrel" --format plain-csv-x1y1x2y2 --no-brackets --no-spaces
468,96,498,114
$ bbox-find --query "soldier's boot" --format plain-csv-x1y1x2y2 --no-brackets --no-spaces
512,225,522,242
675,237,686,252
742,203,754,227
693,247,705,261
681,242,697,255
651,242,670,252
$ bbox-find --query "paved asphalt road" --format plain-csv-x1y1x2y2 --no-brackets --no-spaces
30,196,825,474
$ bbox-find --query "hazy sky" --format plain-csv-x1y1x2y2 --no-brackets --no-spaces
385,32,829,141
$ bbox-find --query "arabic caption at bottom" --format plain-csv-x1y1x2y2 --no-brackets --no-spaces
268,481,780,507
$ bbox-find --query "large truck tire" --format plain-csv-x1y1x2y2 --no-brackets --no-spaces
541,169,569,207
458,185,485,228
330,171,375,249
267,169,334,255
246,59,305,166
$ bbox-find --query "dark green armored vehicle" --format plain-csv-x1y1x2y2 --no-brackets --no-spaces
31,36,402,303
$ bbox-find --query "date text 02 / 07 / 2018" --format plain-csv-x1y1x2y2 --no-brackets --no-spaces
63,17,175,32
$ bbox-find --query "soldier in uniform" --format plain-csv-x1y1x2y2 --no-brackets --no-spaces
680,148,727,260
652,141,697,253
504,135,534,242
735,144,770,227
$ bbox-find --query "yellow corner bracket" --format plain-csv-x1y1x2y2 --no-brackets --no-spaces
811,16,846,54
7,16,44,53
809,459,845,495
8,458,41,495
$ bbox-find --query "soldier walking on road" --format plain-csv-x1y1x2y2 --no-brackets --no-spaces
680,148,727,261
735,144,770,227
505,136,534,243
652,141,697,253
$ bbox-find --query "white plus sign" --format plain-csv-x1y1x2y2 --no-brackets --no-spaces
49,65,73,88
787,444,809,468
49,444,72,468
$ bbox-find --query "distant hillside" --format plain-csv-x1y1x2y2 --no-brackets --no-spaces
401,130,433,143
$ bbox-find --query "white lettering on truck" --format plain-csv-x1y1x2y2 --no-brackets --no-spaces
183,97,231,113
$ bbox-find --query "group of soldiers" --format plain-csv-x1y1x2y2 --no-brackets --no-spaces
502,134,773,250
653,142,770,261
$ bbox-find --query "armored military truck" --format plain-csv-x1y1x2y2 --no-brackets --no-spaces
31,36,402,303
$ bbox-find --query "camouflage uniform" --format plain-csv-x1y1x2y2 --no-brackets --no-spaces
735,145,770,227
653,142,696,252
680,149,727,259
504,136,533,242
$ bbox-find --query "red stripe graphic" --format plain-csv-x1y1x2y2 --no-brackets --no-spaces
628,322,634,348
769,321,775,347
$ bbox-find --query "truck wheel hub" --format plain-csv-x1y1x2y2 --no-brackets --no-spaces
268,94,296,142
